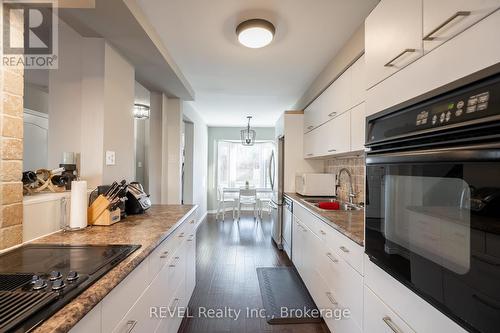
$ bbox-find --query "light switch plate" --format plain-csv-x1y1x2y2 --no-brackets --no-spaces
105,151,116,166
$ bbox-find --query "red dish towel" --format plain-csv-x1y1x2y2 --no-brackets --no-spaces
318,201,340,210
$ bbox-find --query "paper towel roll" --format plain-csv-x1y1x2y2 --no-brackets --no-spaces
70,180,88,229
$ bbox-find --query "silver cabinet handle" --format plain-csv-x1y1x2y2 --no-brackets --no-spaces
326,292,338,306
169,256,180,267
382,316,404,333
160,251,169,259
319,229,326,235
384,49,416,67
326,252,339,263
187,234,194,242
169,298,180,311
339,246,350,253
423,11,471,41
327,149,336,152
307,125,314,130
328,112,337,117
306,153,314,157
125,320,138,333
178,233,185,238
189,219,195,224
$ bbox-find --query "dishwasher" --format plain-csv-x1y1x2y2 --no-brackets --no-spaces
282,197,293,259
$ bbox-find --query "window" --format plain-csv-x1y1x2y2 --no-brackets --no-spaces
217,140,275,189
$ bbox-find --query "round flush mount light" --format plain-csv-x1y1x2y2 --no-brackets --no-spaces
236,19,275,48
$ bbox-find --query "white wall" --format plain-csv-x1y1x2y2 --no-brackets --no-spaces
183,102,208,219
161,98,183,204
80,38,105,188
24,83,48,114
48,19,83,169
102,43,135,184
148,92,163,203
47,21,136,187
182,121,194,205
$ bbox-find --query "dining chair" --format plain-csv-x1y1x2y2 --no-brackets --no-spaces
257,191,272,218
237,188,258,220
216,187,236,221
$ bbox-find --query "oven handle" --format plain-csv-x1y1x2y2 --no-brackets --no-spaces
366,142,500,164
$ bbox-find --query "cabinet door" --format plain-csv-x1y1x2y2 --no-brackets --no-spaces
185,234,196,302
364,286,416,333
303,131,315,158
365,0,423,88
350,103,366,152
321,69,352,122
292,217,302,269
350,55,366,107
327,111,351,155
423,0,500,53
304,95,324,133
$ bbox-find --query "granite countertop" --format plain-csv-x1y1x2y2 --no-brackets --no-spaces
285,193,364,246
30,204,197,333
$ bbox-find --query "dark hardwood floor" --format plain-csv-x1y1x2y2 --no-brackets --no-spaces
179,213,329,333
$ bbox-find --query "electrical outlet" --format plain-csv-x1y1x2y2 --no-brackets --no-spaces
105,151,116,166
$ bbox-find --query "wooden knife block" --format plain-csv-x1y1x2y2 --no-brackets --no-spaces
88,195,121,226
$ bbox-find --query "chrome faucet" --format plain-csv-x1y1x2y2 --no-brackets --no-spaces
336,168,356,205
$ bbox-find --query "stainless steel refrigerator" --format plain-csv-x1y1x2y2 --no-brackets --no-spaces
270,136,284,249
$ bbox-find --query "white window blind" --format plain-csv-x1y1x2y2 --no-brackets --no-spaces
217,140,275,189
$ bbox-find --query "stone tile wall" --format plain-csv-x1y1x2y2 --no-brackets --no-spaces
324,155,365,204
1,6,24,249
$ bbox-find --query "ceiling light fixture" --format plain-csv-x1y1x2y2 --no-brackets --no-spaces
236,19,275,48
241,116,256,146
133,103,150,119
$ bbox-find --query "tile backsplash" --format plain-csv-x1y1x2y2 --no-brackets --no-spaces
325,155,365,204
1,8,24,250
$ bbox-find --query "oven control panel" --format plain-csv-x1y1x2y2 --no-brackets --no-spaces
367,72,500,145
416,91,490,127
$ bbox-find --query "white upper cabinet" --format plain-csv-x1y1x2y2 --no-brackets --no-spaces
350,55,366,108
423,0,500,52
320,67,352,121
303,54,366,157
350,103,366,152
365,0,423,89
327,111,351,155
303,96,323,133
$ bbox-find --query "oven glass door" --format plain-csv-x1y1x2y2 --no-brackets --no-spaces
366,152,500,333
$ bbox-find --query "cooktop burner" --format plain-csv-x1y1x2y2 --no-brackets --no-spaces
0,244,140,333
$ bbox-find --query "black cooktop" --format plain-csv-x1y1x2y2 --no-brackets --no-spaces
0,244,140,333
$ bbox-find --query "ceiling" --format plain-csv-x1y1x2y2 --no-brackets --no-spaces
136,0,378,127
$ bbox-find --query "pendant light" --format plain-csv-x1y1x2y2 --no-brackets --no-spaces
241,116,256,146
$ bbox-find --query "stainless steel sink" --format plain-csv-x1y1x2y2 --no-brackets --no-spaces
301,197,364,211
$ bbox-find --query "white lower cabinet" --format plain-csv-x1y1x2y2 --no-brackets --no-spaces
291,202,364,333
69,210,198,333
364,286,415,333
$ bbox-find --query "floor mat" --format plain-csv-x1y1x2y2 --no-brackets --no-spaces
256,267,322,324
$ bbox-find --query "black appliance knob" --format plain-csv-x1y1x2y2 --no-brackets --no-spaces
52,279,65,291
67,271,79,281
49,271,62,281
33,279,47,290
31,275,40,283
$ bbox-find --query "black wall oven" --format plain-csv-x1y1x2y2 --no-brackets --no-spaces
365,71,500,333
